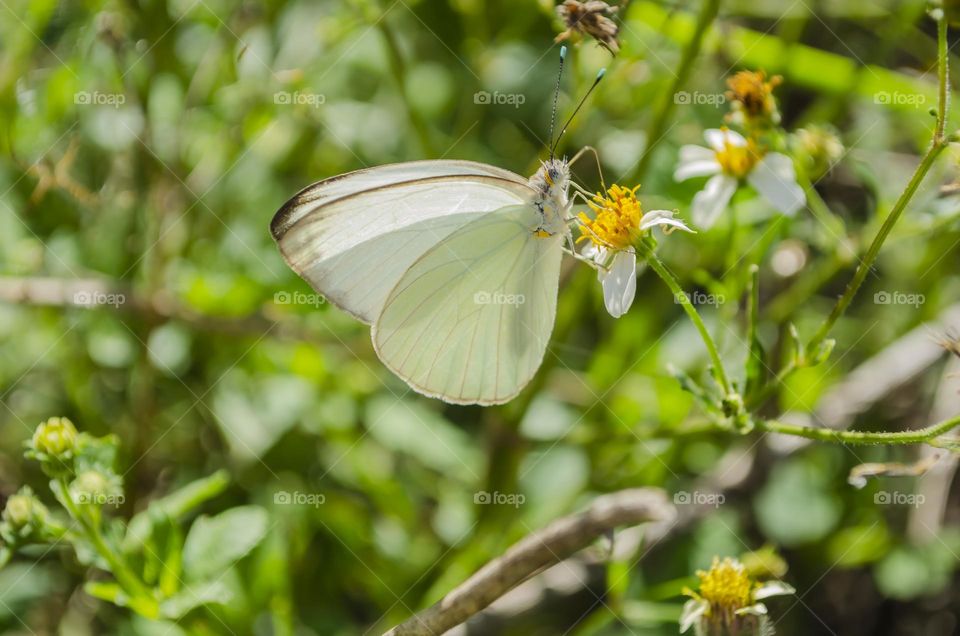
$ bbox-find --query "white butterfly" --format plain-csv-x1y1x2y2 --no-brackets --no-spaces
271,157,576,405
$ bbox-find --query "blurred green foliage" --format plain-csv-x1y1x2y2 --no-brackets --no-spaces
1,0,960,634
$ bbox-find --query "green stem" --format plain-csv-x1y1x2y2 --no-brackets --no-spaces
756,413,960,446
797,168,848,252
805,14,950,357
58,479,151,599
634,0,721,180
744,360,796,410
638,241,731,394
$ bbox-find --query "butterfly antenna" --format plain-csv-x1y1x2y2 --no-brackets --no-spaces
550,67,606,158
548,46,567,162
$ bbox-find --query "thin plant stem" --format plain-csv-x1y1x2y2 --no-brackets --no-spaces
58,478,151,601
805,15,950,357
756,413,960,446
637,241,732,395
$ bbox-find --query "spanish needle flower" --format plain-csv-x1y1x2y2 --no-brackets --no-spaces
680,557,795,636
726,70,782,128
674,128,805,229
577,184,692,317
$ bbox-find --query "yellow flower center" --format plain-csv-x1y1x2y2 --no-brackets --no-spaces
715,138,761,179
726,70,781,119
577,183,642,250
696,557,754,611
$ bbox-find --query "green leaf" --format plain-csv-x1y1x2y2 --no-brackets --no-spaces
83,581,126,604
74,433,120,475
182,506,269,582
159,580,232,619
754,460,842,546
123,470,230,553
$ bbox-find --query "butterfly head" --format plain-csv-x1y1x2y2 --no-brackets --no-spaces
531,158,570,200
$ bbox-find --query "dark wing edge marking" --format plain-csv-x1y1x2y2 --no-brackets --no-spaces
269,161,531,241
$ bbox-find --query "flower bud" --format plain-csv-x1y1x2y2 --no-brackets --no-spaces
71,470,123,507
1,487,49,544
791,125,844,180
31,417,78,459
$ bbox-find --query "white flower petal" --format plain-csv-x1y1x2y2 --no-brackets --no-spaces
747,152,806,216
641,209,695,234
705,128,746,151
735,603,769,617
599,250,637,318
679,599,708,633
692,174,737,229
754,580,796,600
675,145,721,181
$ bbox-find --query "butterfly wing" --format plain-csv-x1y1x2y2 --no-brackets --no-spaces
372,204,563,405
271,161,533,323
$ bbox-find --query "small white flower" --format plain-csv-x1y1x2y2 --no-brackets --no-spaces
577,184,692,318
674,128,805,229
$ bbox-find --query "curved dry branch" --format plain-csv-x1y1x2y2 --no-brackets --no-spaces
383,488,674,636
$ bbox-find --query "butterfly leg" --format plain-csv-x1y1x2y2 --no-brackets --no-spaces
568,145,606,192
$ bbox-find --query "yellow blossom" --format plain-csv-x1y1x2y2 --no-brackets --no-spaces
715,134,763,179
577,184,642,250
695,557,754,610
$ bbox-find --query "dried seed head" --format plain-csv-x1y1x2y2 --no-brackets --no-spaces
555,1,621,54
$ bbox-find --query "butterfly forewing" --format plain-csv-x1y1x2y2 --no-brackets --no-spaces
272,161,534,323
